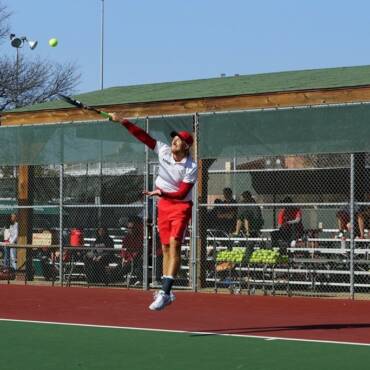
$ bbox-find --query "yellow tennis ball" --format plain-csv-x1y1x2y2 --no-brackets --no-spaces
49,38,58,47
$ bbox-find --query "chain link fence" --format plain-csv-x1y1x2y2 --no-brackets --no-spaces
0,135,194,291
198,153,370,298
0,110,369,299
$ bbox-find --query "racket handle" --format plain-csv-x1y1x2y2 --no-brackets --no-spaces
99,111,112,120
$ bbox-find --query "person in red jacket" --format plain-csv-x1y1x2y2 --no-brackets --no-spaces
271,196,303,249
109,113,197,310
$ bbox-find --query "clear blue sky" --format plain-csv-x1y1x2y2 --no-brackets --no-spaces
3,0,370,94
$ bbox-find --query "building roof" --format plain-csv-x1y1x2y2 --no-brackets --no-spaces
9,64,370,113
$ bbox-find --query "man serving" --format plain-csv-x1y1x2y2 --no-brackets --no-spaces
109,113,197,310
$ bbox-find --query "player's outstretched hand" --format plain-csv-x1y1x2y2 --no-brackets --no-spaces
108,112,130,123
143,189,162,197
108,112,122,122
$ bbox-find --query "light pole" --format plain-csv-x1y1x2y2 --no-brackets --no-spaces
98,0,106,226
9,33,38,279
9,34,38,107
100,0,105,90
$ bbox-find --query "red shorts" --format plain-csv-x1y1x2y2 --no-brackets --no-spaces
157,198,192,245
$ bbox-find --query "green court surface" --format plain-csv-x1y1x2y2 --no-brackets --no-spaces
0,320,369,370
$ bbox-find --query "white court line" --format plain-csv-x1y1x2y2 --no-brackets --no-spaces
0,317,369,347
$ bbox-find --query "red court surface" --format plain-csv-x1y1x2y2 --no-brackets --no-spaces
0,285,369,345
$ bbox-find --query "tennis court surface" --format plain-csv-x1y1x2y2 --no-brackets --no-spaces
0,285,369,370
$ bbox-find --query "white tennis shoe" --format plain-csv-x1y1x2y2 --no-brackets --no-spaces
149,290,172,311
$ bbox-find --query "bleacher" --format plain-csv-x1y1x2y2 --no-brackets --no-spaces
207,227,370,294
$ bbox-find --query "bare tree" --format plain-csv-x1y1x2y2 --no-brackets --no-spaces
0,1,10,41
0,55,81,110
0,1,81,111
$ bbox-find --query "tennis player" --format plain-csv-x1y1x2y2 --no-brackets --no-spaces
109,113,197,310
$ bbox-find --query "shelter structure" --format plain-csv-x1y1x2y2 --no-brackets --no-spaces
2,65,370,296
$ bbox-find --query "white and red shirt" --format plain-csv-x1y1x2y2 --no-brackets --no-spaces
119,119,197,202
155,141,197,202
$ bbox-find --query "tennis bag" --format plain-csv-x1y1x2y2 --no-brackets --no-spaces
0,267,16,280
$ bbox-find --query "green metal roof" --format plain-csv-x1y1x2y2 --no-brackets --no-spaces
9,65,370,113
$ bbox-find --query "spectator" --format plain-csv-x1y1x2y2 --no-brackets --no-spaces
336,203,360,236
356,195,370,238
357,208,370,239
121,217,144,282
233,191,264,237
107,217,144,284
84,227,114,283
207,198,223,230
38,229,58,281
3,213,18,270
40,249,58,281
217,188,237,234
271,197,303,248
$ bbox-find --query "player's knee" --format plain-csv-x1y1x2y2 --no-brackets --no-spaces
162,245,170,258
169,236,181,248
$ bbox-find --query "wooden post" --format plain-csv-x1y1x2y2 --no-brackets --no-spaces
17,165,34,280
197,158,215,288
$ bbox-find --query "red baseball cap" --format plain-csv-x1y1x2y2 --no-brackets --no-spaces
170,130,194,146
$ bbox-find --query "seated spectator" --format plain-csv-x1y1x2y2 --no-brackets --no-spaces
271,197,303,249
84,227,114,284
38,239,58,281
217,188,237,234
32,229,58,281
207,198,223,230
107,217,143,284
356,196,370,238
40,249,59,281
336,203,360,236
233,191,264,237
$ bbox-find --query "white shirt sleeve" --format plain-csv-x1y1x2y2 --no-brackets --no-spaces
4,228,10,241
154,141,169,155
183,165,198,184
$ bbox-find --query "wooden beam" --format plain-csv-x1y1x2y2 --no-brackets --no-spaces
17,165,34,280
3,85,370,126
197,159,215,288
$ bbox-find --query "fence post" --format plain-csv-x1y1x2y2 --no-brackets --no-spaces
191,113,199,291
350,154,354,299
143,117,150,290
59,163,64,286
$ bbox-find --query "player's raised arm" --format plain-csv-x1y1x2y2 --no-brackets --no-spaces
109,113,156,150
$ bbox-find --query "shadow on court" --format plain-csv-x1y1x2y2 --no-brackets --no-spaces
190,322,370,337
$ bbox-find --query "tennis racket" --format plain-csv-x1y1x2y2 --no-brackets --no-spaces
58,94,111,120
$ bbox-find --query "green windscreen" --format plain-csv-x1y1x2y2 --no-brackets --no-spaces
0,120,145,165
3,103,370,165
0,117,197,166
199,104,370,158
